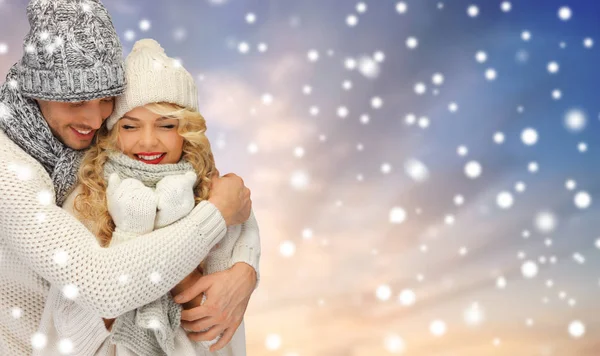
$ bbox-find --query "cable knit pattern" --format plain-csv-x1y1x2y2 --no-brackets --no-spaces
17,0,125,101
0,129,228,355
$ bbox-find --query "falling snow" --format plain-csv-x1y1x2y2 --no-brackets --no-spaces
1,1,599,354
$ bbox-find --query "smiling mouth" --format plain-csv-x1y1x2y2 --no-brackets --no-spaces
71,127,95,138
134,153,167,164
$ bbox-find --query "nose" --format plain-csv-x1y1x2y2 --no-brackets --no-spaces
84,102,105,130
140,126,159,149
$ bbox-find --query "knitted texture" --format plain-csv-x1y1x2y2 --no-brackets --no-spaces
106,173,159,236
154,171,198,229
106,38,199,130
35,283,111,356
0,129,228,355
103,151,194,188
102,154,249,354
0,66,82,206
103,157,185,355
36,157,259,355
18,0,125,101
110,294,182,356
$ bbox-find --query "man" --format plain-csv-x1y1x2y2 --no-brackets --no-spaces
0,0,259,354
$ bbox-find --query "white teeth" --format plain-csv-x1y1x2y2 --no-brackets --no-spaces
74,128,92,135
138,154,163,160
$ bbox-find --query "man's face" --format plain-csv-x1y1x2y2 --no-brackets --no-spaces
36,97,115,150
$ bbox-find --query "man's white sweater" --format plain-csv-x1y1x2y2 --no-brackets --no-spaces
0,130,259,355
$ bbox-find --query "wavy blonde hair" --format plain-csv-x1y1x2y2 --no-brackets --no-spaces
73,102,216,247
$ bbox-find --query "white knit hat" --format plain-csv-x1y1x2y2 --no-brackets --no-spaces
106,39,198,130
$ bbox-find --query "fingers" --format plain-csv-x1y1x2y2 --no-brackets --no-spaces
187,324,225,342
174,276,212,304
181,316,216,332
180,305,211,322
210,326,236,352
222,173,245,186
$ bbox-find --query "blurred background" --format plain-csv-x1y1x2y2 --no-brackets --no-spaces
3,0,600,355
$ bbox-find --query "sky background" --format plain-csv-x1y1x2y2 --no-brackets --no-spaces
2,0,600,355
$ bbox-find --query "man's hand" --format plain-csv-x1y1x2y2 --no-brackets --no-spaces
174,263,257,352
208,171,252,227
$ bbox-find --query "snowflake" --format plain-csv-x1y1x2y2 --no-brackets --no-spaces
31,332,48,350
279,241,296,257
384,334,406,353
238,42,250,54
389,207,406,224
307,50,319,62
558,6,572,21
245,13,256,24
467,5,479,17
265,334,282,351
346,15,358,27
430,320,447,336
139,19,151,32
406,36,418,49
398,289,416,306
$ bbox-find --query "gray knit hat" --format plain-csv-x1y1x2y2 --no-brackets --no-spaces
16,0,125,102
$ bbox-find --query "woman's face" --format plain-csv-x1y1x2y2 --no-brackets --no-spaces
116,106,184,164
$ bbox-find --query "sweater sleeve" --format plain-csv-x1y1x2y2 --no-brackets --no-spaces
230,210,261,289
0,157,227,318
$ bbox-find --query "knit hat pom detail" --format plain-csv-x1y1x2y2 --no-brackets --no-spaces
132,39,165,55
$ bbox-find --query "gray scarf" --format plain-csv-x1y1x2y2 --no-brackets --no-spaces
0,65,83,206
104,152,195,356
103,150,194,188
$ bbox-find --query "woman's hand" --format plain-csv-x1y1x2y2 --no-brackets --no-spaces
154,171,197,229
175,263,257,352
106,173,157,234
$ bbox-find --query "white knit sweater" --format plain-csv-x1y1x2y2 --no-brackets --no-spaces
0,129,259,355
37,184,255,356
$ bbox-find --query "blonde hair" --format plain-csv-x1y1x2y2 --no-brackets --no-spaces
73,102,216,247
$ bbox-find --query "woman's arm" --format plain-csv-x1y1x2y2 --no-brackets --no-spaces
228,210,261,287
201,210,261,286
0,156,229,318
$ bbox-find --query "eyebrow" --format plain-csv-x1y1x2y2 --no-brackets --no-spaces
121,115,172,122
